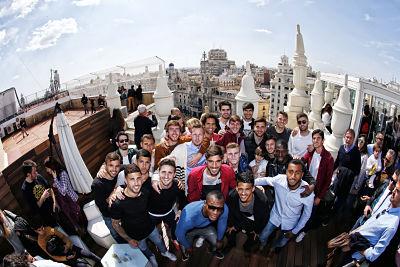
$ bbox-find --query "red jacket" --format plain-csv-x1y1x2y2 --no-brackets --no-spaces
187,164,236,202
303,147,334,199
215,130,245,150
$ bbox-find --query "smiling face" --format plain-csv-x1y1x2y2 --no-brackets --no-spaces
105,159,121,178
159,164,175,188
236,181,255,204
229,120,241,134
243,108,253,121
204,117,217,135
206,155,222,177
204,196,225,221
167,125,181,142
125,172,143,195
220,105,231,120
344,131,355,146
254,121,267,138
117,135,129,150
266,139,276,155
191,127,204,146
276,113,288,129
226,146,240,166
136,156,151,175
140,137,155,153
286,163,303,190
312,133,324,149
297,116,308,132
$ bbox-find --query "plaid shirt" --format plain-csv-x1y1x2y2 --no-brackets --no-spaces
53,171,78,202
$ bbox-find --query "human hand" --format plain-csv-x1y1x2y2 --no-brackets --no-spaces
284,231,294,239
360,195,370,202
188,153,202,167
226,226,236,235
363,205,372,217
300,185,313,198
177,180,185,191
128,239,138,247
291,127,299,137
256,186,265,193
307,144,314,153
175,210,181,221
41,189,50,200
97,164,111,179
313,197,321,206
152,180,162,194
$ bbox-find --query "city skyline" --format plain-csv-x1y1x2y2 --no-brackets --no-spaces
1,0,400,96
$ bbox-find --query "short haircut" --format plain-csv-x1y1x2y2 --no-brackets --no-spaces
159,158,176,170
164,120,180,131
186,118,202,128
205,145,224,159
345,128,356,138
105,152,121,163
2,253,29,267
394,169,400,177
218,100,231,110
376,131,384,137
200,113,218,126
242,102,254,111
276,139,288,150
116,131,128,142
22,160,37,177
278,111,288,119
255,146,263,156
296,112,308,121
387,149,396,158
229,115,242,124
168,115,182,122
265,134,277,142
237,171,255,186
206,190,224,202
141,134,155,143
373,143,381,152
312,129,324,140
254,117,267,127
288,159,305,170
136,149,151,159
124,164,141,176
226,142,239,150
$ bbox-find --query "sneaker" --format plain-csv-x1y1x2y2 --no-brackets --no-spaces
181,251,190,261
213,250,224,260
149,255,158,267
195,237,205,248
295,232,306,243
161,251,177,262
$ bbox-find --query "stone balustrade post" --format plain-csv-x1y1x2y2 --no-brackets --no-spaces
235,61,260,118
324,82,335,106
105,73,122,116
309,72,324,130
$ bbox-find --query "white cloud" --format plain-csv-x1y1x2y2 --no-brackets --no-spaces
254,28,272,34
113,18,134,25
0,27,19,46
0,0,39,18
315,60,331,65
248,0,268,7
305,0,315,6
379,51,400,64
178,14,212,25
12,74,20,80
364,13,372,21
26,18,78,51
72,0,100,7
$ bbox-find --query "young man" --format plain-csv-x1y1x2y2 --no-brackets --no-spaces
216,101,232,132
148,158,186,250
367,132,385,156
187,145,236,202
225,142,248,176
245,117,267,162
200,113,221,146
110,164,176,266
114,131,137,167
263,135,276,162
266,111,292,143
91,152,124,243
295,129,334,242
132,134,155,173
241,102,255,137
21,160,57,227
134,104,158,149
175,190,228,261
255,159,314,252
216,115,246,154
225,172,270,253
154,120,207,169
81,94,88,115
288,113,312,158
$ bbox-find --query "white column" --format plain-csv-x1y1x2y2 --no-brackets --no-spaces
286,25,310,128
309,72,324,130
153,64,174,142
324,82,335,106
0,139,8,172
350,83,364,138
235,61,260,118
325,74,353,159
105,73,122,116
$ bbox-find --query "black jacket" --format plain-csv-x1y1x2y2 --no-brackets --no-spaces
244,132,265,162
227,188,271,233
334,145,361,176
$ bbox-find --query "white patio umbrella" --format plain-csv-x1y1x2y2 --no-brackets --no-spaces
56,111,92,193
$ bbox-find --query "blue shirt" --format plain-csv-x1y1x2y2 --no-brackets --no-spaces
255,174,314,234
186,142,206,175
352,206,400,262
175,200,228,249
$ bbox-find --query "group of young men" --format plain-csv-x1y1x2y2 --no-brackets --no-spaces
87,100,400,266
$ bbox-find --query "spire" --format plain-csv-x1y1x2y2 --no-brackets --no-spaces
293,24,307,67
235,61,260,118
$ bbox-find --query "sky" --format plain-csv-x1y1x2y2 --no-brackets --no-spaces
1,0,400,97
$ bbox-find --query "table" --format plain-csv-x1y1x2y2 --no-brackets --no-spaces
101,244,149,267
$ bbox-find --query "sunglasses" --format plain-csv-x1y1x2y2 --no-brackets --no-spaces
119,139,129,143
297,120,307,125
207,204,224,212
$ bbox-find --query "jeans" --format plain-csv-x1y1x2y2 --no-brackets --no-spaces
184,225,217,252
150,211,177,240
103,216,125,244
138,227,167,259
259,220,289,248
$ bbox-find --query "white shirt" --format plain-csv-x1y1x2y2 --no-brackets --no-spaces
249,159,268,178
122,155,130,165
309,152,321,179
288,131,312,158
242,119,252,137
255,174,314,234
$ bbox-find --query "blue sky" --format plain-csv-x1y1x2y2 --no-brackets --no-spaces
1,0,400,97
